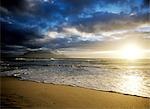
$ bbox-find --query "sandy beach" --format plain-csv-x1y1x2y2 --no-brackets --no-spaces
1,77,150,109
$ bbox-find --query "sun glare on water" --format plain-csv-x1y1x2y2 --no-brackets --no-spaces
119,43,143,60
120,74,143,94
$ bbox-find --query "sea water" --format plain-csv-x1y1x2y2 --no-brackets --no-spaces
1,58,150,98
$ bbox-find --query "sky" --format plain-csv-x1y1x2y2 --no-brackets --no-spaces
1,0,150,58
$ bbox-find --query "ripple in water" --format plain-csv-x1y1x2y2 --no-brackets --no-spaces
1,59,150,98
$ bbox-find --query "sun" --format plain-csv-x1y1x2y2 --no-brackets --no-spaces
119,43,143,60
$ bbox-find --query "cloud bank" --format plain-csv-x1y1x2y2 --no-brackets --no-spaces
1,0,150,55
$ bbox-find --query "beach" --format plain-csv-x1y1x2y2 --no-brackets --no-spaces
1,77,149,109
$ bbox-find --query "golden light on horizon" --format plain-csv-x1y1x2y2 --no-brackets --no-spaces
119,43,143,60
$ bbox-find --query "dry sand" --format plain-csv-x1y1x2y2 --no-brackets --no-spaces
0,77,150,109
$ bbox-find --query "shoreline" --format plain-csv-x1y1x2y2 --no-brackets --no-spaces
1,76,149,99
1,76,150,108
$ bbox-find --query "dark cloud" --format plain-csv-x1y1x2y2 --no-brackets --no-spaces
0,0,149,55
100,0,128,4
142,0,150,8
1,22,42,48
71,12,149,33
0,0,26,12
61,0,94,12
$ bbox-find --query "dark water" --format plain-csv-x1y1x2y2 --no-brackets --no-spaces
1,58,150,98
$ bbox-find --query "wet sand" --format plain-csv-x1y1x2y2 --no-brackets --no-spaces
0,77,150,109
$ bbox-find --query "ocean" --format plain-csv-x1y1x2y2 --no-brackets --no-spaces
1,58,150,98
